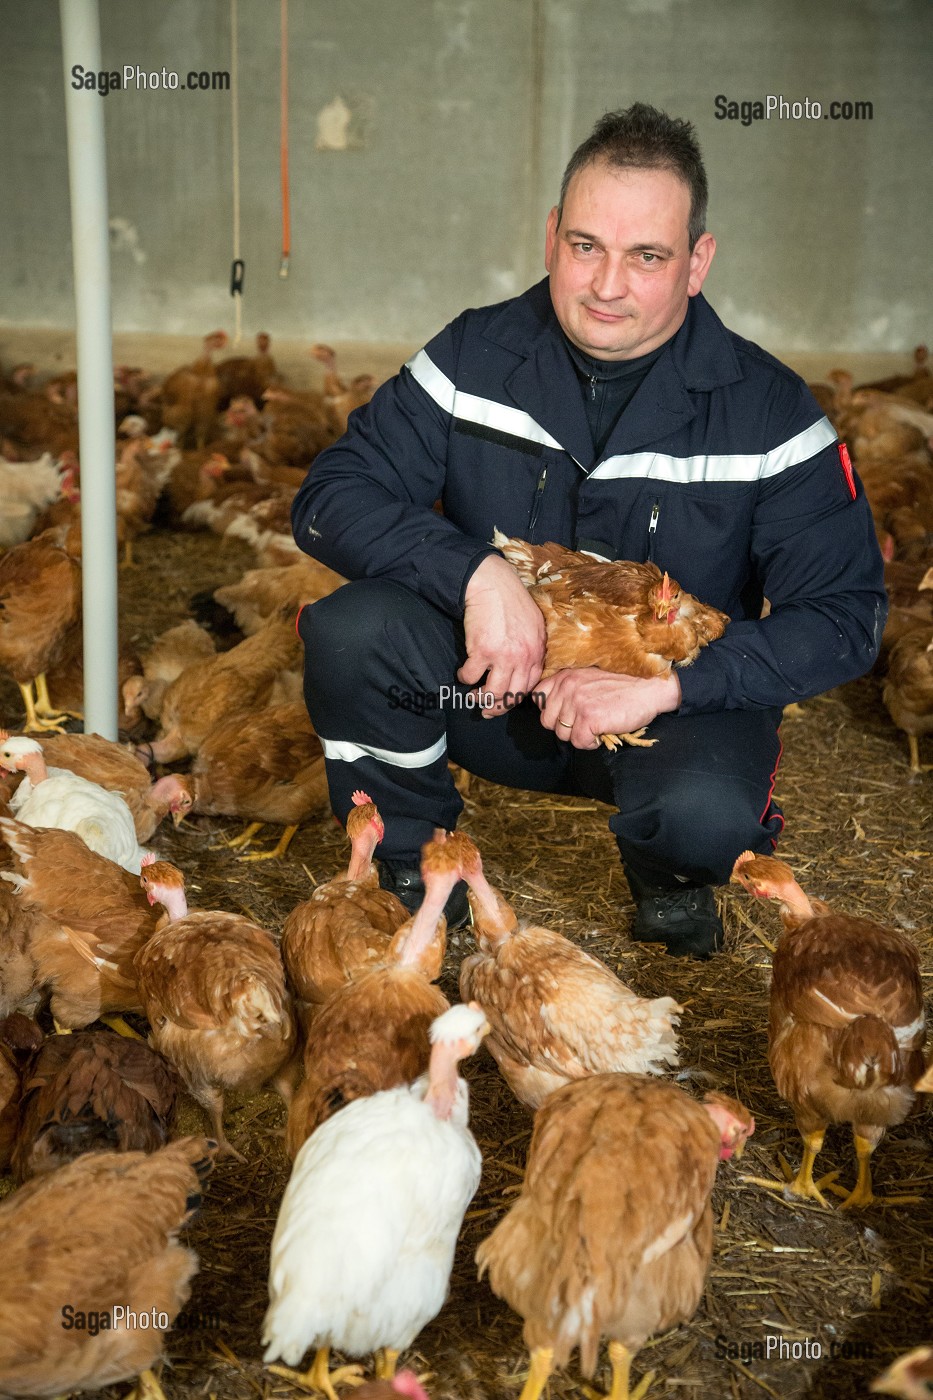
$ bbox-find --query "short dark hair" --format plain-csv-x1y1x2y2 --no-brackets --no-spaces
557,103,708,250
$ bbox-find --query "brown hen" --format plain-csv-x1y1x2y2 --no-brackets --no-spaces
0,525,82,731
0,816,159,1032
214,557,345,635
156,329,227,447
144,617,300,763
0,1135,215,1400
732,851,926,1207
281,791,409,1012
493,531,728,748
136,861,297,1159
285,833,453,1158
122,618,217,727
477,1075,753,1400
216,330,280,406
12,1029,176,1181
453,832,681,1109
162,700,327,860
883,624,933,773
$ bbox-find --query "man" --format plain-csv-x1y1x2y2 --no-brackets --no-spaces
291,103,884,960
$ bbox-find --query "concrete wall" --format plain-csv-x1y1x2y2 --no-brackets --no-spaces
1,0,929,353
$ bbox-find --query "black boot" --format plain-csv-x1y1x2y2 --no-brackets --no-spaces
378,860,471,930
627,870,724,960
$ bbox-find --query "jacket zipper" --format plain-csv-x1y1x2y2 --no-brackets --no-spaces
647,500,660,561
528,465,548,532
589,374,597,401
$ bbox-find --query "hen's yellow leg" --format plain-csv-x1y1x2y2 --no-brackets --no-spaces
131,1368,168,1400
218,821,264,850
99,1014,146,1041
34,673,82,721
908,735,932,773
517,1347,554,1400
743,1130,835,1206
832,1132,923,1209
604,1340,655,1400
268,1347,364,1399
239,824,299,862
374,1348,399,1379
18,680,67,733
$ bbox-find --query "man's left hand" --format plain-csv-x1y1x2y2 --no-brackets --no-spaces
534,667,681,749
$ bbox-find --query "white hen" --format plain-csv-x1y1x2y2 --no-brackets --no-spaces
0,453,74,548
0,735,150,874
263,1002,487,1398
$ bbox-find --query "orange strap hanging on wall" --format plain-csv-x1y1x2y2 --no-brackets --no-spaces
279,0,291,278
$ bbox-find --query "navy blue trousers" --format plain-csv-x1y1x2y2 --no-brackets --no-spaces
299,580,784,888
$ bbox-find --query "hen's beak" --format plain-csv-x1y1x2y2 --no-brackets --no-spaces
172,808,187,828
733,1137,747,1161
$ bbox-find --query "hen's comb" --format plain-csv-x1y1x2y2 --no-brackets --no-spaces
0,730,10,744
351,790,373,807
140,851,158,868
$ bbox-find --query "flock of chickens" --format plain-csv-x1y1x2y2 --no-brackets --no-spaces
810,350,933,774
0,333,929,1400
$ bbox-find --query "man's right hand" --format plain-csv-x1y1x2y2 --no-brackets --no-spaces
458,554,547,717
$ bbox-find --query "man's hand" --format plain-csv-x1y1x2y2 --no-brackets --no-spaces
458,554,547,717
534,667,681,748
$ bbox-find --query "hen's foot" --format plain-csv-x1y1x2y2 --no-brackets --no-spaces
127,1368,168,1400
239,824,299,862
34,674,82,721
18,681,68,733
268,1347,364,1399
580,1342,654,1400
516,1347,554,1400
217,821,264,851
742,1133,835,1206
600,728,657,751
374,1348,399,1380
827,1140,923,1209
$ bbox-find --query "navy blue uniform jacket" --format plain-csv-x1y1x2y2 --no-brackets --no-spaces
291,279,886,715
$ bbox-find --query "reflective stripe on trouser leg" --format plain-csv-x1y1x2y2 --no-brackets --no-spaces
298,579,468,861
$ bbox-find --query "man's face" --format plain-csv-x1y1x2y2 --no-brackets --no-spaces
545,160,716,360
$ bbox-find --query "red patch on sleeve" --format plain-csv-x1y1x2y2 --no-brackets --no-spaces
838,442,856,500
295,604,306,637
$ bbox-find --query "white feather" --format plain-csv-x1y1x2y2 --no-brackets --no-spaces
9,767,148,874
262,1076,482,1366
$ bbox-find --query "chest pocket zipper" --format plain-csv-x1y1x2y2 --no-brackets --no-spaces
528,465,548,533
647,499,660,561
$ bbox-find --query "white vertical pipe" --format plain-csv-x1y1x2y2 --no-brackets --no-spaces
60,0,118,739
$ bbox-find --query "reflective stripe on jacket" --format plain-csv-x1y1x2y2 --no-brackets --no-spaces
291,279,886,714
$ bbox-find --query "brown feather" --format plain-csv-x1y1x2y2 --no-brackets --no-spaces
477,1075,725,1374
0,1137,215,1397
12,1030,176,1181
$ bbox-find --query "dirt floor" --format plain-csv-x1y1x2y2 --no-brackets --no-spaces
1,526,931,1400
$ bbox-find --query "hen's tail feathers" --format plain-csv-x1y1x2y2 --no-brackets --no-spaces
833,1014,901,1090
616,995,682,1074
491,528,536,583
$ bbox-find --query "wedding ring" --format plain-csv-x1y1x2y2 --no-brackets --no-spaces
557,719,573,729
